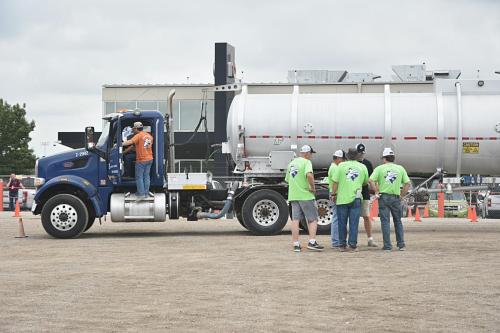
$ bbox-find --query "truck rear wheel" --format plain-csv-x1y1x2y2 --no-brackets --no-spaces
41,194,89,239
235,210,247,230
242,189,288,235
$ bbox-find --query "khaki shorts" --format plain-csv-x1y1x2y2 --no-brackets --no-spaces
290,200,319,223
361,199,370,217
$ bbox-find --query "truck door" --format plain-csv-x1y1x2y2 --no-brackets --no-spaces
108,120,122,185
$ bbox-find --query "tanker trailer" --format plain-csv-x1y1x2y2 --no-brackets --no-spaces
226,79,500,235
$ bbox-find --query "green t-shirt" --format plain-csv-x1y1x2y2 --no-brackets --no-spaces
327,163,338,192
332,160,369,205
370,163,410,195
285,157,315,201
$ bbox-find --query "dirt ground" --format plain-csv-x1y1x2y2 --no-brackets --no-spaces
1,212,499,333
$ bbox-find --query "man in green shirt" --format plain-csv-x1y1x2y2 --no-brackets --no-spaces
369,148,411,251
285,145,324,252
331,148,369,251
328,150,345,248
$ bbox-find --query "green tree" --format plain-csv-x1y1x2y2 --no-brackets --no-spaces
0,99,36,174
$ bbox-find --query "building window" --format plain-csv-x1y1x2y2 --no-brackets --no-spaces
104,99,214,132
137,101,158,111
116,101,137,111
105,102,115,113
179,100,214,131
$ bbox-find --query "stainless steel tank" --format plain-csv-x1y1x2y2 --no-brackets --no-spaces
110,193,166,222
226,80,500,175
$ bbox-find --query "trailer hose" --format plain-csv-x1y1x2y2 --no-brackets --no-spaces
196,182,239,219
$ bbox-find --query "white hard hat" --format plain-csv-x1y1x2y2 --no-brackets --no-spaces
382,147,395,157
333,150,344,158
133,121,143,129
300,145,316,153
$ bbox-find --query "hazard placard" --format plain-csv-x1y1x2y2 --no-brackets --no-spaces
463,142,479,154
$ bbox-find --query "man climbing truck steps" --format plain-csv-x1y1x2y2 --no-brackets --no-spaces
31,78,500,238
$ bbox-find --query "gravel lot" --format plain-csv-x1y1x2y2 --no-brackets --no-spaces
1,212,499,332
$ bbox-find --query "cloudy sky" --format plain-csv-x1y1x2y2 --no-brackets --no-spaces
1,0,499,156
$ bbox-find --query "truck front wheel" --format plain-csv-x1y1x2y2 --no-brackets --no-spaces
242,189,288,236
41,194,89,239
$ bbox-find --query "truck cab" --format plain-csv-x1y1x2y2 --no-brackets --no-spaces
32,110,167,238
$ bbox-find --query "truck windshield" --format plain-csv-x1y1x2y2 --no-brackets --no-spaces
96,121,110,150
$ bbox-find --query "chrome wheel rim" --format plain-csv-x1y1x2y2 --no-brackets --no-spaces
317,199,332,226
252,199,279,226
51,204,78,231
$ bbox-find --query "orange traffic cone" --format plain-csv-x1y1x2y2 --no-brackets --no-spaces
423,205,429,218
414,206,422,222
470,207,478,223
12,199,21,217
15,217,28,238
467,206,473,220
407,206,413,218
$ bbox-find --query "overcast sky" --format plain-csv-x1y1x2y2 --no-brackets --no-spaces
1,0,499,156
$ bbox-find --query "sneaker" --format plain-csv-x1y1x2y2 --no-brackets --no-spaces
347,246,358,252
367,239,378,247
331,244,340,249
307,241,324,251
398,247,406,251
293,245,301,252
382,247,392,252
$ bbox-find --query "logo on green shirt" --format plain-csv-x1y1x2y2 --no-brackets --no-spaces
385,170,398,184
346,168,360,181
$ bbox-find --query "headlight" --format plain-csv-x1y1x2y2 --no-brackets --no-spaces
457,205,464,210
34,177,45,187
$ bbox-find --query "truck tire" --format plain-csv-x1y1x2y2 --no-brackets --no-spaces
235,209,247,230
242,189,288,235
299,192,332,235
84,212,95,232
41,194,89,239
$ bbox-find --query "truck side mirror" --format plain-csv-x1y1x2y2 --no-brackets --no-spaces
85,126,95,150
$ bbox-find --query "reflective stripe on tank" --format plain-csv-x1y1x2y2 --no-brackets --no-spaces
245,135,500,140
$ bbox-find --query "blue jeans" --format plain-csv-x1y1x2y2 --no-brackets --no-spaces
9,194,18,211
379,194,405,249
135,160,153,197
330,200,339,246
336,198,361,248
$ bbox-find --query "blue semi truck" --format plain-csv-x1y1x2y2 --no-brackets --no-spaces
31,91,319,238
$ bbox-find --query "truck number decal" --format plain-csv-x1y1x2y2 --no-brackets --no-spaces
76,151,89,158
273,137,284,145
